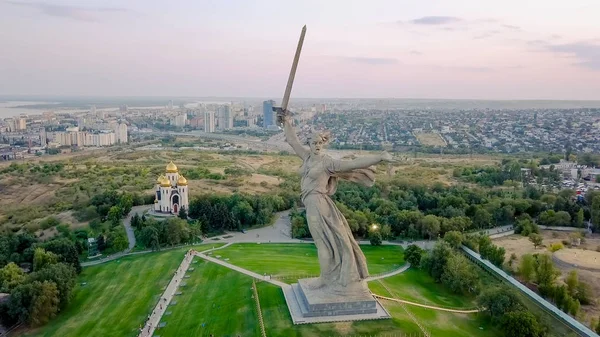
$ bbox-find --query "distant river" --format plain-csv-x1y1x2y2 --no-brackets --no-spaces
0,101,59,119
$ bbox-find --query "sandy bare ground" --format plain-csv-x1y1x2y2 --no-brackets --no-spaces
494,231,600,325
554,249,600,270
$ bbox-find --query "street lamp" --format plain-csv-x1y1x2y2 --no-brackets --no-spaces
371,224,379,231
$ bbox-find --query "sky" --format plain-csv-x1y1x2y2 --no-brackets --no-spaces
1,0,599,100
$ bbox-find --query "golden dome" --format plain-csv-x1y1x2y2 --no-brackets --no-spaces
177,175,188,186
156,175,166,184
160,176,171,187
166,161,178,173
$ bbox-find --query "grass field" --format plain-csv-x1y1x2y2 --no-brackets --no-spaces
369,269,477,309
24,244,223,337
215,243,405,283
157,259,260,337
21,242,503,337
258,280,499,337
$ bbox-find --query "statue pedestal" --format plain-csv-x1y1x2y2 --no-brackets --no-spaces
283,278,391,324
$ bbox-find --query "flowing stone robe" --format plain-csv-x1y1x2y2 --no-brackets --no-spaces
300,154,376,289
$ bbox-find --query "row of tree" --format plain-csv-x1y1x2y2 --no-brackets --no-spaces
133,216,201,250
187,193,295,233
405,238,547,337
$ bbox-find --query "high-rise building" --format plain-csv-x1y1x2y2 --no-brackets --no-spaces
17,118,26,131
168,100,174,110
263,100,275,128
116,123,128,143
40,128,47,147
204,111,215,133
90,105,96,115
172,114,187,127
217,105,233,130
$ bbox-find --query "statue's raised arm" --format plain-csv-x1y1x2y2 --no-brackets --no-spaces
279,110,309,160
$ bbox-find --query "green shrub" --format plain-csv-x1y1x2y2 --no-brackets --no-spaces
549,242,564,252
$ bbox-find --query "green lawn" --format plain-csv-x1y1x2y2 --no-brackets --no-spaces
369,269,477,309
22,242,504,337
157,259,260,337
215,243,404,283
24,244,224,337
258,281,498,337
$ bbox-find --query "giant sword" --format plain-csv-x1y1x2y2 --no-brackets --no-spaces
274,25,306,124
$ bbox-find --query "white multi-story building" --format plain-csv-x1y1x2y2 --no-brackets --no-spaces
218,105,233,130
204,111,215,133
154,161,189,214
17,118,26,131
172,114,187,127
115,123,128,143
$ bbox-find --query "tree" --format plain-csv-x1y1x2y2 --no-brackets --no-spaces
107,206,122,227
529,233,543,249
40,238,81,273
404,245,423,267
28,262,76,308
477,286,523,321
502,311,543,337
534,254,559,295
592,195,600,232
518,254,535,283
418,215,440,239
232,201,254,227
441,254,479,294
576,208,584,228
565,270,579,297
178,206,188,220
106,228,129,252
443,231,463,249
380,224,393,240
118,194,133,216
369,231,382,246
6,282,36,323
166,218,190,245
29,281,60,327
33,248,58,272
130,213,141,230
473,208,493,229
0,262,26,293
420,241,452,282
140,226,160,250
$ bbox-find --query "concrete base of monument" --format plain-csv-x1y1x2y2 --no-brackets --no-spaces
283,278,391,324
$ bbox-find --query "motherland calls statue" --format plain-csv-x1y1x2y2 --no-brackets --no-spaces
279,110,394,293
274,26,392,320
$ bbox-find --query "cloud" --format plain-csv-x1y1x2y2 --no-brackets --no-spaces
435,65,493,73
409,50,423,56
339,56,398,65
501,24,522,31
545,42,600,70
6,1,131,22
474,30,501,40
409,16,463,25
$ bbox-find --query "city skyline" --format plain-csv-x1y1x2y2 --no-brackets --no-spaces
1,0,600,100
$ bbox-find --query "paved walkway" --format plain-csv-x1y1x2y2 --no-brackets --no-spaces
139,249,196,337
374,294,479,314
195,250,288,288
366,263,411,281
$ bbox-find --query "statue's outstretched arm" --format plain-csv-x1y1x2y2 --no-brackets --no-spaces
332,152,393,172
282,113,309,159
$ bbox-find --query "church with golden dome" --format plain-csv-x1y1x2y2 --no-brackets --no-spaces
154,161,189,214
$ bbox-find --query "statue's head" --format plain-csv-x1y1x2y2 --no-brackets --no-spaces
306,131,331,155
